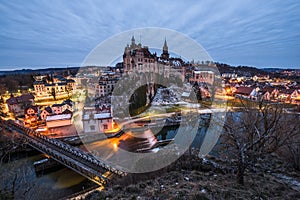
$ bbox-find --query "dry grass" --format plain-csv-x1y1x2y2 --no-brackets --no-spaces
85,153,300,200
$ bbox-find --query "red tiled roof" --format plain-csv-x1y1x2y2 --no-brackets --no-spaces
234,87,254,95
262,87,276,93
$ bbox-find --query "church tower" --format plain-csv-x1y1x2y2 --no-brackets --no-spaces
161,38,169,59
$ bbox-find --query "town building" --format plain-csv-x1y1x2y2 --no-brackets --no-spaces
278,88,299,103
222,73,238,78
46,113,72,128
62,99,75,112
40,106,53,121
82,104,116,133
52,104,63,114
6,93,34,117
189,70,215,85
259,87,279,101
50,99,74,115
95,74,120,97
33,75,75,101
24,105,39,127
234,86,259,100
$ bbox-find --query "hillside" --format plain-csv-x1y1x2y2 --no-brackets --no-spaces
215,63,268,77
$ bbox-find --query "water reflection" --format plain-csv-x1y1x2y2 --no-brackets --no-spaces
82,117,211,173
0,154,91,200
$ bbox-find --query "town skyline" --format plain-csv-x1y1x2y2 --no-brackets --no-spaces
1,0,300,69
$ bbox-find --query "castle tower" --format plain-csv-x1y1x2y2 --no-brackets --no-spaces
161,38,169,59
130,35,136,49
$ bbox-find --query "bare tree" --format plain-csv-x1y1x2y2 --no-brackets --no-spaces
278,134,300,170
0,131,26,164
221,100,300,185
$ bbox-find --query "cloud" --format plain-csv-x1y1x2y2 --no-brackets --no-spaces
0,0,299,69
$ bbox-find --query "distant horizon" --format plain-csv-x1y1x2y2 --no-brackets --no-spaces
0,61,298,72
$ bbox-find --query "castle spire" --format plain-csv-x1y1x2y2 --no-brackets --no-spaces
161,37,169,59
131,35,135,45
163,37,168,52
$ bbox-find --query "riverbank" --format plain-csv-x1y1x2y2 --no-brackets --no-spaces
84,151,300,200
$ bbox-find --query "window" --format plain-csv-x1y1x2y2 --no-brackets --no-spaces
90,125,95,131
103,124,108,130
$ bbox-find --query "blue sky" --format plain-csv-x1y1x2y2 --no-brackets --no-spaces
0,0,300,70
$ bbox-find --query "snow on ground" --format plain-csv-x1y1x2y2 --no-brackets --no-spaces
152,87,182,106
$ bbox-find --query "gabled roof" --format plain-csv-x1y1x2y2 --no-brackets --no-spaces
62,109,73,115
25,105,38,113
235,86,255,95
6,93,34,105
17,94,34,102
96,104,111,113
279,88,298,95
33,81,45,85
44,106,53,114
63,99,73,106
262,87,277,93
52,103,63,107
58,77,67,81
6,96,17,105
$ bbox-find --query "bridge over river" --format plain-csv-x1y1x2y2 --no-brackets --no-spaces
0,119,127,186
0,108,228,186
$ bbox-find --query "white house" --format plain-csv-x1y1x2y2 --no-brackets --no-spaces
46,113,72,128
82,105,115,133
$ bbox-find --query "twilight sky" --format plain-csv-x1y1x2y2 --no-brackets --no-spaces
0,0,300,70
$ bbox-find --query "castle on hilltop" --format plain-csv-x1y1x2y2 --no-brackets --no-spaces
122,36,185,81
